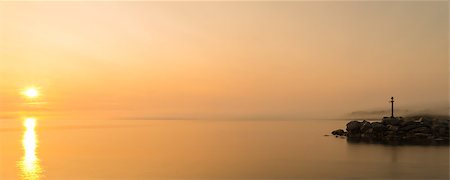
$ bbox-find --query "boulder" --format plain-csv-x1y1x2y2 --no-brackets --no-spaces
437,120,449,127
360,120,372,132
434,137,450,145
361,133,376,142
387,125,399,132
332,129,346,136
438,127,449,137
372,122,387,132
420,118,433,127
409,127,431,134
400,120,416,127
399,122,423,132
382,117,402,126
346,121,362,134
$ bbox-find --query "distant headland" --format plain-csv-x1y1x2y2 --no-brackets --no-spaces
331,97,449,145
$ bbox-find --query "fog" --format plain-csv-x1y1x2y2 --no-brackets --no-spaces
0,2,448,120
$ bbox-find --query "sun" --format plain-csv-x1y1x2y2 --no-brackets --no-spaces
22,87,40,99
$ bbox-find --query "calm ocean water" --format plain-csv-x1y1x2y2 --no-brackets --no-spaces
1,118,448,179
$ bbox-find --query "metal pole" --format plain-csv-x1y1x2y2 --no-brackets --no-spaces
391,97,394,118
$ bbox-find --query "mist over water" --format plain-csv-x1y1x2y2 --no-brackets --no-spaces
348,103,449,120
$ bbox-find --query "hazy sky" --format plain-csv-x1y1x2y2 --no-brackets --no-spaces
0,2,448,120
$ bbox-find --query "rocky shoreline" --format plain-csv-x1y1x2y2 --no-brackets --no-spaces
332,115,449,145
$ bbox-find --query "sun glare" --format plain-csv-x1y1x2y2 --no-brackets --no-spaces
23,88,40,99
20,117,42,180
24,118,37,129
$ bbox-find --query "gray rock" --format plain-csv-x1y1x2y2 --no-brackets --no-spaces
413,133,430,138
400,120,416,127
387,125,399,132
399,123,423,132
346,121,362,134
382,117,402,126
403,133,433,144
360,120,372,132
409,127,431,134
332,129,346,136
347,133,361,139
438,127,448,137
372,122,387,132
420,118,433,127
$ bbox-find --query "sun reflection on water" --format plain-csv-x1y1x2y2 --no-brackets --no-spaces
19,117,42,180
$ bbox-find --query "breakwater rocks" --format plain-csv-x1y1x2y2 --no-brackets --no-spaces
332,116,449,145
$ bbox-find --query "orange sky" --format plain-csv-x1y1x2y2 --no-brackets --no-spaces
0,2,448,120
